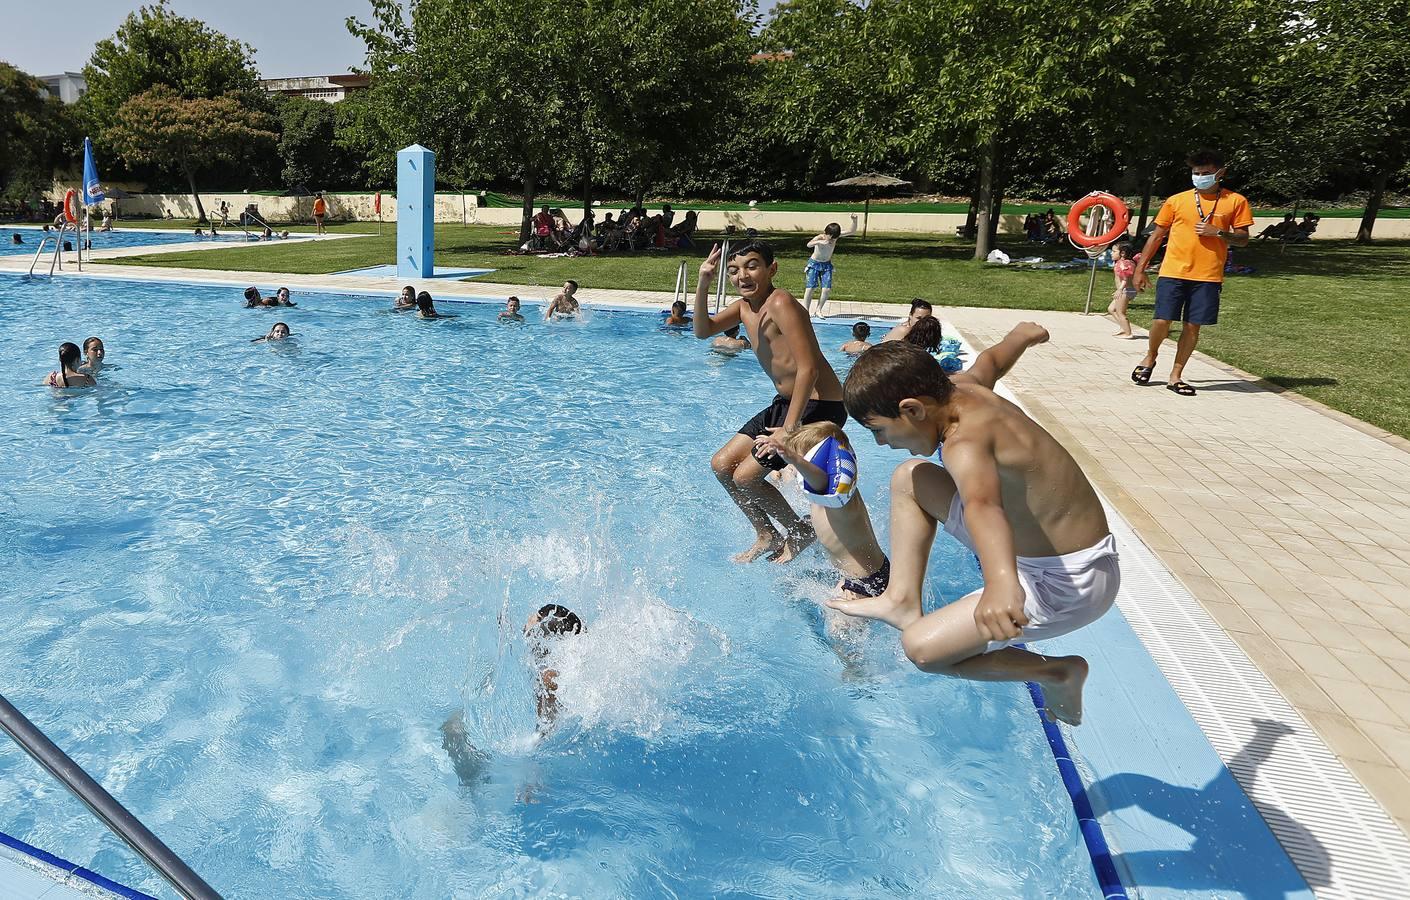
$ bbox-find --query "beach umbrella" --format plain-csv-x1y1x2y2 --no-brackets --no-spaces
103,187,134,199
826,173,912,237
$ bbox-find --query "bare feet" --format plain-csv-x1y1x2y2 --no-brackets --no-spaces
826,588,922,631
769,519,817,564
1112,330,1132,337
733,530,784,563
1038,655,1089,726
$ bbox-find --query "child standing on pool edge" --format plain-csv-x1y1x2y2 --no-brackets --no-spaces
830,327,1117,726
693,241,845,564
803,215,858,318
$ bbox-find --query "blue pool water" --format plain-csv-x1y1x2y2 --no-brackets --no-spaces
0,275,1099,898
1,226,252,256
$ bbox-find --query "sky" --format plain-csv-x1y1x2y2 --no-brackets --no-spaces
0,0,372,80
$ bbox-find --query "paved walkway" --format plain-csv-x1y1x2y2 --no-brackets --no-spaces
941,306,1410,839
9,253,1409,836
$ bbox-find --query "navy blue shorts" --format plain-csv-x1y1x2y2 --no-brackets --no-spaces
1154,277,1222,325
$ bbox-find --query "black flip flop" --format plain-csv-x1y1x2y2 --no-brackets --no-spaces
1166,381,1197,396
1131,365,1153,385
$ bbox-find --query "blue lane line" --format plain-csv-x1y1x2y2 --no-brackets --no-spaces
0,829,155,900
1024,681,1129,900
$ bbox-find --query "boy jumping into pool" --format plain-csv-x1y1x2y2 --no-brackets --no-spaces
693,241,845,563
829,326,1117,726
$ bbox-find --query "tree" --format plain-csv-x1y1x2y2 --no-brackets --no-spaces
108,86,277,222
350,0,578,242
80,0,259,128
0,63,77,200
277,97,360,190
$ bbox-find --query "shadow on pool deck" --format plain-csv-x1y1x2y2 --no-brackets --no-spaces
1088,719,1330,899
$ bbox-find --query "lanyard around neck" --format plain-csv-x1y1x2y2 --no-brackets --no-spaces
1195,190,1221,223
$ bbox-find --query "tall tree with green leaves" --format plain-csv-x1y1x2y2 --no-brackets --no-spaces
277,97,361,191
349,0,579,242
80,0,261,137
108,86,277,221
0,62,77,200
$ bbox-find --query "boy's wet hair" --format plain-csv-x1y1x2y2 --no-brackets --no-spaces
244,286,261,303
507,295,520,306
909,298,933,314
844,342,954,420
565,280,579,292
671,300,687,313
1187,148,1224,168
904,316,943,353
530,604,584,637
724,324,740,338
852,322,871,339
824,222,841,238
727,240,774,266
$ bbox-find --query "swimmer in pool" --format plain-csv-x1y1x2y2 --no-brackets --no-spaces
394,285,417,311
543,280,580,320
252,322,292,342
79,336,105,374
663,300,691,327
829,322,1113,726
42,342,96,388
12,233,23,244
243,286,269,308
416,291,457,319
439,604,585,785
271,287,296,307
498,296,524,322
881,299,933,343
712,324,750,354
840,322,872,355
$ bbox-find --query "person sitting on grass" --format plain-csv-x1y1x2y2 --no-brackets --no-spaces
43,342,97,389
828,326,1117,727
498,296,525,322
882,299,934,343
394,285,417,311
903,315,943,354
252,322,292,343
543,281,581,320
1257,213,1295,241
663,300,692,327
712,324,750,354
416,291,457,319
840,322,872,355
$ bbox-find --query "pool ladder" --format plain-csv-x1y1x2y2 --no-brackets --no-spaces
27,221,85,277
0,691,222,899
669,240,730,315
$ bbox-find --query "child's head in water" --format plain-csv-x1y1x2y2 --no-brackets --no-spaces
724,324,741,339
525,604,584,647
506,296,521,314
267,322,291,340
903,315,943,353
852,322,871,340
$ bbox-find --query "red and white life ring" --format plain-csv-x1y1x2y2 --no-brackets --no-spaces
63,189,79,223
1067,192,1129,248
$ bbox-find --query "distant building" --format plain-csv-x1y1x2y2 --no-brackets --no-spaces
259,74,371,103
37,72,87,104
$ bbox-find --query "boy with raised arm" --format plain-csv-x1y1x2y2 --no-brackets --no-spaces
693,241,846,564
829,324,1118,726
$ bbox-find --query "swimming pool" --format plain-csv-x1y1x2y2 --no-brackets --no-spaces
0,275,1106,897
1,226,253,257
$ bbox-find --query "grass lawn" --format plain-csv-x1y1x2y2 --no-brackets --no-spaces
109,227,1410,440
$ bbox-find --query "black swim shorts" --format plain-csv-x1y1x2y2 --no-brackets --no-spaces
840,557,891,598
739,393,848,471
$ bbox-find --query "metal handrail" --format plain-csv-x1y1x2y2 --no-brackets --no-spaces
0,692,222,900
48,223,70,275
27,236,54,276
713,238,730,314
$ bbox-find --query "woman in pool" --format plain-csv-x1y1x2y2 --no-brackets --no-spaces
394,285,417,311
272,287,296,307
903,315,943,354
43,342,96,388
416,291,457,319
79,337,105,374
252,323,292,342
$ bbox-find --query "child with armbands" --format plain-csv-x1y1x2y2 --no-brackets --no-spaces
754,421,889,598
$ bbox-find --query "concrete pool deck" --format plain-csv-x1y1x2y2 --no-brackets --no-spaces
6,253,1410,889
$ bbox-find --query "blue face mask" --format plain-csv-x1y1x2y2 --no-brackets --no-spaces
1192,173,1219,191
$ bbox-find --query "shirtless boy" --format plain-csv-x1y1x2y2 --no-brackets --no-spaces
803,214,858,316
663,300,692,327
840,322,872,355
693,241,845,563
498,296,524,322
543,280,581,320
830,325,1117,726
